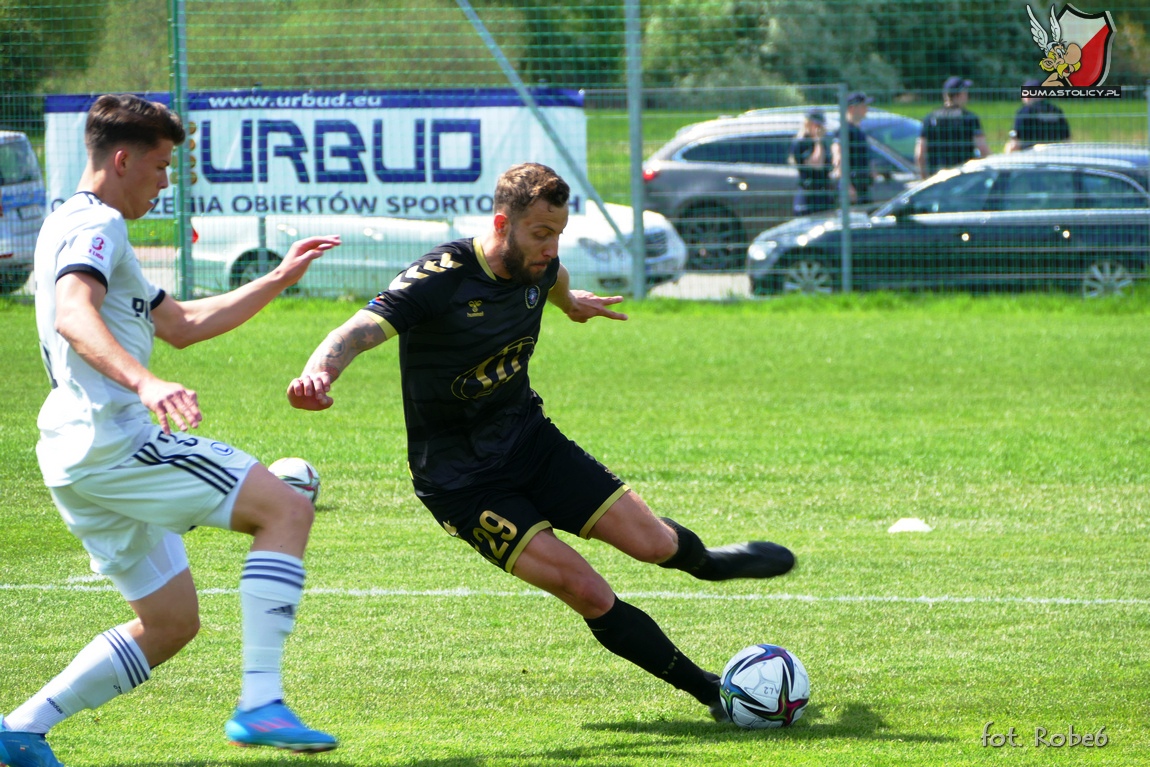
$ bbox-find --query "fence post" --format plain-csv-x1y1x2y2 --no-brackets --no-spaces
168,0,193,300
837,83,852,293
454,0,630,262
626,0,646,299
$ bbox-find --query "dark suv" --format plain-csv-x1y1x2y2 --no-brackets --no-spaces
746,145,1150,297
642,107,921,269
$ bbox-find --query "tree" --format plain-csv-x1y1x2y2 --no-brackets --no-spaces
0,0,107,128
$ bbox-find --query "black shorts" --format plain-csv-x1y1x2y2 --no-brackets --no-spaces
416,419,628,573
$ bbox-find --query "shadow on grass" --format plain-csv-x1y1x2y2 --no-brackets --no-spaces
122,704,948,767
584,702,952,744
131,762,364,767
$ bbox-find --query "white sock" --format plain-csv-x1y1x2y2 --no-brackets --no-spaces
4,625,149,734
238,551,305,712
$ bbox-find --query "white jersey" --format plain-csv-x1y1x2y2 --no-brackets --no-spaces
35,192,166,486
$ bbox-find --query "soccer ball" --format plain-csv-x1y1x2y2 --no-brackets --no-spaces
719,644,810,729
267,457,320,504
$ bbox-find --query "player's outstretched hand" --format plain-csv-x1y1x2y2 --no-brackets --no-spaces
139,374,202,434
271,235,342,288
287,371,335,411
564,290,628,323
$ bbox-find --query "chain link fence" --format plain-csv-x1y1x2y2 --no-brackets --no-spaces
2,0,1149,300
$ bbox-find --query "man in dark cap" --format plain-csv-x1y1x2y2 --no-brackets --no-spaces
832,92,876,206
1005,79,1071,153
789,109,835,216
915,77,990,177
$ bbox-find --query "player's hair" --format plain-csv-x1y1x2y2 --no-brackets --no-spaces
85,94,186,163
494,162,570,220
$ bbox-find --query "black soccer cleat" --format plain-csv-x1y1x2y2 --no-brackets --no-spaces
708,698,732,723
701,672,731,723
700,541,795,581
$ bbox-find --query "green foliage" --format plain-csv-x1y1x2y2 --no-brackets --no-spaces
0,0,108,128
39,0,168,94
642,0,1150,94
188,0,509,89
23,0,1150,102
508,0,625,88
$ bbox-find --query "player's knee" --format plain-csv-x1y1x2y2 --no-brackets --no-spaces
564,572,616,616
269,491,315,533
171,611,201,647
630,522,678,564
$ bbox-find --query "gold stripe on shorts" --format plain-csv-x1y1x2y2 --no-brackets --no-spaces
504,520,553,574
579,484,629,539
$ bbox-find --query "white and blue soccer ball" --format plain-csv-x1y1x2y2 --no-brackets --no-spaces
719,644,810,729
268,457,321,504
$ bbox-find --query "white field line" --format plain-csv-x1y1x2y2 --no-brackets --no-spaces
0,582,1147,606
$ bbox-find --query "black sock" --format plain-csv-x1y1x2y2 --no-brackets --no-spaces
657,518,719,579
585,597,719,705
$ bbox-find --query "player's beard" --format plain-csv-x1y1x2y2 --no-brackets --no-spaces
501,228,545,285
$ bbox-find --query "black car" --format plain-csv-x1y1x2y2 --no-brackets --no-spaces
747,147,1150,298
642,107,921,270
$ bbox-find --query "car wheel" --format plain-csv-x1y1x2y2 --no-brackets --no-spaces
674,202,745,271
782,260,835,295
230,249,283,289
751,274,782,296
0,265,32,295
1082,260,1133,299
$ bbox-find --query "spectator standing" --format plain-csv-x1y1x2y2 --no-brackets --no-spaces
915,77,990,177
790,110,836,216
1005,79,1071,152
832,92,876,206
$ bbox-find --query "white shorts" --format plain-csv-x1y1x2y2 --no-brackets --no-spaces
106,530,190,601
49,427,258,577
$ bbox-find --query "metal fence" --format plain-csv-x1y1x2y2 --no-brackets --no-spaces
2,0,1149,301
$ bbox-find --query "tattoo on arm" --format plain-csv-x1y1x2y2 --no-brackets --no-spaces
304,312,386,381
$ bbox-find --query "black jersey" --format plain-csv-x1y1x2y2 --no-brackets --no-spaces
921,106,983,175
363,238,560,493
1011,100,1071,148
834,122,872,192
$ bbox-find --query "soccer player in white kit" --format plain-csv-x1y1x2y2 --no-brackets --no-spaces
0,94,341,767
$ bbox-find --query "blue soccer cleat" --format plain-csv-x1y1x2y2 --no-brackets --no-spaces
225,700,337,753
0,725,64,767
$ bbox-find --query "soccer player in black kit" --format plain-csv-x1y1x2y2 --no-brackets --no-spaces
287,162,795,720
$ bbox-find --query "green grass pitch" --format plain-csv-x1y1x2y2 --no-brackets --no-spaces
1,293,1148,766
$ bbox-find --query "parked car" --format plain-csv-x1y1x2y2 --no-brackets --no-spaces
187,202,686,297
0,130,47,294
746,149,1150,298
1021,141,1150,187
642,107,921,270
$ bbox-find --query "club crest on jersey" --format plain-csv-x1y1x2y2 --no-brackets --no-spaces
87,235,106,261
525,286,541,308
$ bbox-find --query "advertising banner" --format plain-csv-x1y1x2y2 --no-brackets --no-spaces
45,88,587,218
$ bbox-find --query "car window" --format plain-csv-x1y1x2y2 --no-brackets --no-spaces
907,170,996,214
0,140,40,186
679,136,792,166
1080,172,1149,210
868,146,902,174
861,121,919,164
997,170,1076,211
